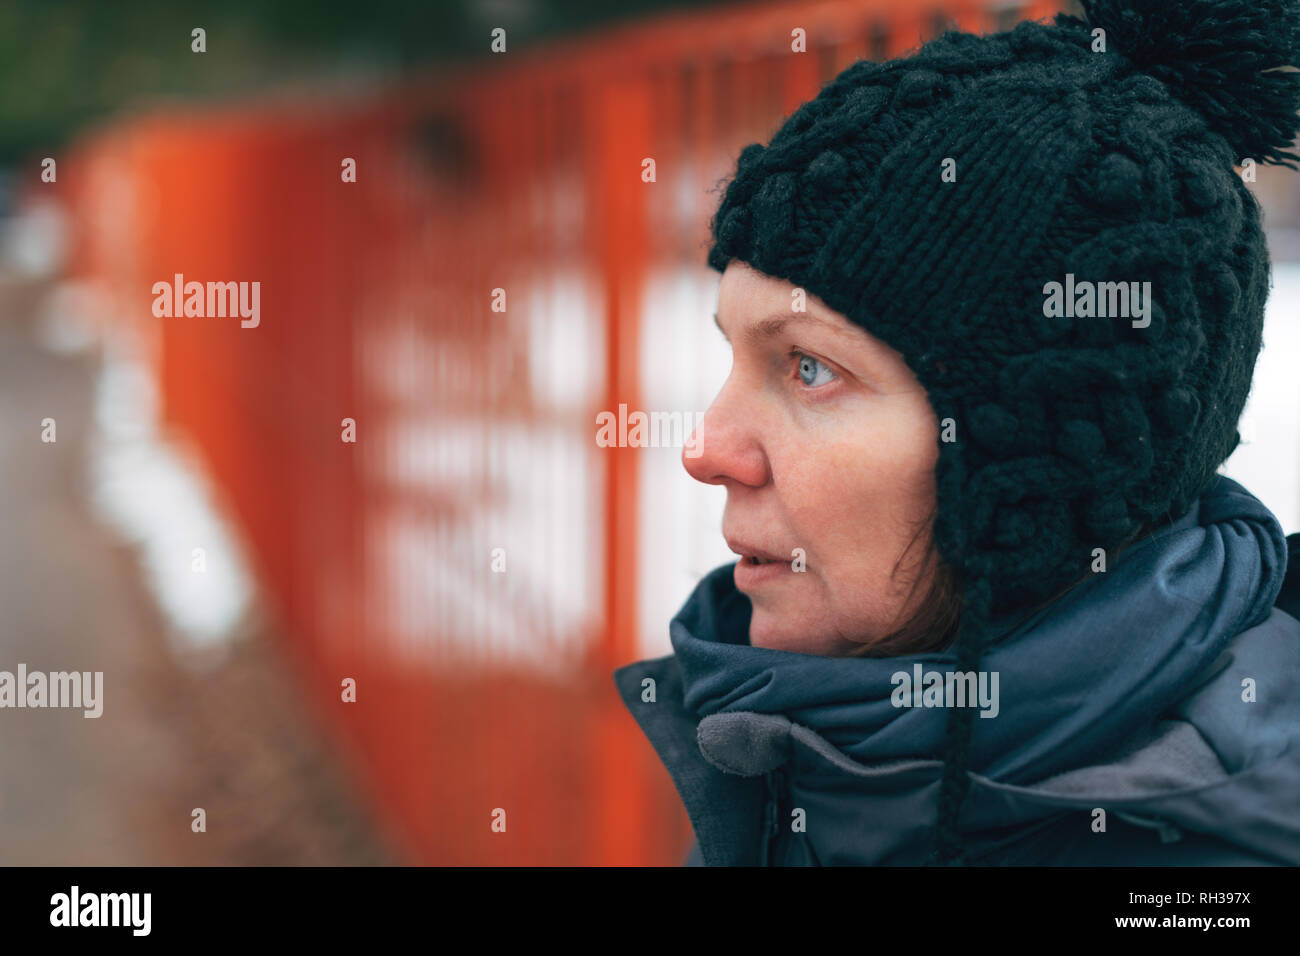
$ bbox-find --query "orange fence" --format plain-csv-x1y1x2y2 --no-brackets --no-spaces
59,0,1067,864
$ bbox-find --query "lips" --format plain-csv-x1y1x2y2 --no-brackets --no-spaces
724,536,786,565
728,535,794,590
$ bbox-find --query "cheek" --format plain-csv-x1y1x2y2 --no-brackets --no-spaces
781,406,937,581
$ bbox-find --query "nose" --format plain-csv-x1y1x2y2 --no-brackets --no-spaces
681,380,769,488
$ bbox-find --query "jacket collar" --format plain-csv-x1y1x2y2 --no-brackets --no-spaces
614,605,1300,865
612,653,767,865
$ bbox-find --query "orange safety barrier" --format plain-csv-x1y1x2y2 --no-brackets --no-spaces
59,0,1069,864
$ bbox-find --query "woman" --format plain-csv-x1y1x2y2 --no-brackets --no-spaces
613,0,1300,865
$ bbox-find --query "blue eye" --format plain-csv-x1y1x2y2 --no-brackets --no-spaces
794,351,836,387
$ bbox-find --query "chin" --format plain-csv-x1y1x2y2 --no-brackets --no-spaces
746,611,787,649
749,609,875,657
749,613,823,654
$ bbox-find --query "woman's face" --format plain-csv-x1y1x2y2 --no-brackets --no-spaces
683,260,941,656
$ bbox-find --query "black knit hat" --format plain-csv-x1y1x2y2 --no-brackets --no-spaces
705,0,1300,865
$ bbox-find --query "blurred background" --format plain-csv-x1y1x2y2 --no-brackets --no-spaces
1,0,1297,866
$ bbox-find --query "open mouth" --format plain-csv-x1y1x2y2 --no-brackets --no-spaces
731,544,790,588
725,536,787,572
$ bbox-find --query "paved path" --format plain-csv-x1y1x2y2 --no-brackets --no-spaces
0,275,398,864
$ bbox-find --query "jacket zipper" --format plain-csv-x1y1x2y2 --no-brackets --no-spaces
760,768,785,865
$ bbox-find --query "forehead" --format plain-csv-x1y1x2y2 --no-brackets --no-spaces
714,262,866,344
713,262,920,386
713,308,850,344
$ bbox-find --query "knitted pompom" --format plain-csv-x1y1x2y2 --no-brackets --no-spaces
1079,0,1300,166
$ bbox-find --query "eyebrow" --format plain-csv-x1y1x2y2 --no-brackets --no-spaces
712,309,848,345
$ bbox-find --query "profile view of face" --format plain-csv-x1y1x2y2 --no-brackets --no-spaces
682,260,942,656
